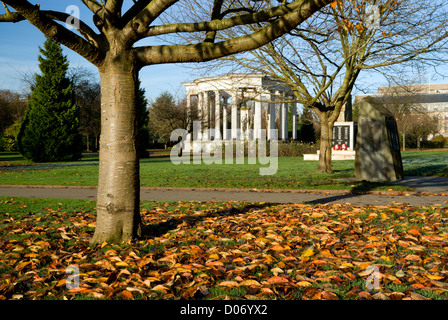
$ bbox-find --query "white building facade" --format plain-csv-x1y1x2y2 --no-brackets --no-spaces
356,83,448,138
182,73,298,141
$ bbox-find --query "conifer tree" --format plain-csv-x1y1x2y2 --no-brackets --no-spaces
17,37,82,162
137,80,150,159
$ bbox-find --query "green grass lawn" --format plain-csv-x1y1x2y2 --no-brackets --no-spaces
0,150,446,191
400,150,448,177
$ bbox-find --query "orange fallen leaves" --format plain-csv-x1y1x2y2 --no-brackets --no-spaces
240,280,261,287
300,247,315,258
120,290,133,300
267,276,289,284
296,281,313,287
1,199,447,300
218,281,240,287
407,227,421,236
269,244,286,251
321,291,339,300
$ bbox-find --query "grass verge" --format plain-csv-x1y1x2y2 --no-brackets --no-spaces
0,151,430,191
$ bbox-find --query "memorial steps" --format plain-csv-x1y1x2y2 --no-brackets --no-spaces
303,150,356,161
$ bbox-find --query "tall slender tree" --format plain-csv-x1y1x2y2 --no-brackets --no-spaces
0,0,332,243
17,37,82,162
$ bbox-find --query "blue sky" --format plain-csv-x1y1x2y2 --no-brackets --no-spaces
1,1,446,102
0,1,200,100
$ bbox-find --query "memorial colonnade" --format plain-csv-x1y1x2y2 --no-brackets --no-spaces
182,74,299,141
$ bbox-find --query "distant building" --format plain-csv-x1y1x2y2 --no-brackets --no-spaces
355,83,448,137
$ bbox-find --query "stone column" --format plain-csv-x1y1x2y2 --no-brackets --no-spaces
197,92,203,141
215,91,221,140
268,92,276,141
186,93,192,132
282,98,289,140
276,91,282,140
203,91,210,140
231,92,238,140
354,96,404,181
292,101,298,140
237,107,242,139
223,96,229,140
254,97,262,140
241,108,248,139
209,92,215,138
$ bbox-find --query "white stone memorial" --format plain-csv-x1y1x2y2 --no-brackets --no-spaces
182,73,298,151
303,97,357,161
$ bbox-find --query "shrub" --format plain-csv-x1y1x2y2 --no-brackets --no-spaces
430,135,447,148
173,139,318,158
278,141,318,157
1,120,21,151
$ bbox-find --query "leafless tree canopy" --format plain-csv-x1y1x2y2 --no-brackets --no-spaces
180,0,448,172
0,0,333,67
376,80,442,150
148,91,190,146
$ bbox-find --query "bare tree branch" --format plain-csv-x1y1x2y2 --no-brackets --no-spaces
125,0,178,37
42,10,101,45
2,0,102,65
135,0,332,64
0,1,24,22
132,0,327,41
120,0,151,26
105,0,123,14
80,0,103,14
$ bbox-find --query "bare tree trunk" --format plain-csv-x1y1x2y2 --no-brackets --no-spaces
91,60,142,244
318,115,334,173
86,134,90,152
402,133,406,151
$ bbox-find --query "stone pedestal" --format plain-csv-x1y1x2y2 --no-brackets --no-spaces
303,150,356,161
354,97,404,182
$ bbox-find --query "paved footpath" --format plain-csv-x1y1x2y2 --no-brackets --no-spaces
0,175,447,206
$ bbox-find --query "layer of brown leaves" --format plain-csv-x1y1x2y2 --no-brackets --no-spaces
0,198,447,300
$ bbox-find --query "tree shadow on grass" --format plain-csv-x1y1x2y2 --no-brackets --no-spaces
140,156,173,162
142,203,276,239
304,180,392,205
405,165,448,178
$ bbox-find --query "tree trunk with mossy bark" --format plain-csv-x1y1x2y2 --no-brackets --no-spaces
92,56,142,244
318,117,335,173
316,110,337,173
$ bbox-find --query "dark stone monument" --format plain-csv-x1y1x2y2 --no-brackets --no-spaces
354,96,404,182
